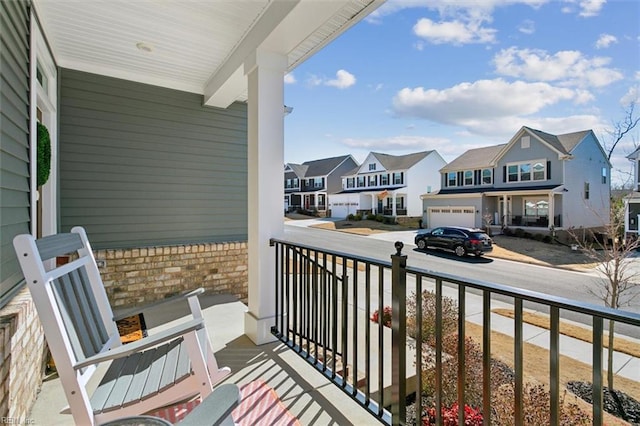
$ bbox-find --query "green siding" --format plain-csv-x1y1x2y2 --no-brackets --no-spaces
59,69,248,249
0,0,31,307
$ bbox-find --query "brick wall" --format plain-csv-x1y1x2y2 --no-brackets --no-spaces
95,241,249,308
0,288,46,422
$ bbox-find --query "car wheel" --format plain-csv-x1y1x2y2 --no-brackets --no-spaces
417,239,427,250
454,245,466,257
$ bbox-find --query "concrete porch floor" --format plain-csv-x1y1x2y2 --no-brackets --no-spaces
29,294,380,425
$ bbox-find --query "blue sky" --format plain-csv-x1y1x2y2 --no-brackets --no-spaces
283,0,639,187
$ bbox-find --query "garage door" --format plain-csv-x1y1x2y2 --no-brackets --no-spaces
427,207,475,228
329,194,360,218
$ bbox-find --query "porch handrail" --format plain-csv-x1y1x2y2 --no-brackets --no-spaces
269,237,640,425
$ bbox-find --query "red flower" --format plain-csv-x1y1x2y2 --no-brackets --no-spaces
423,403,483,426
371,306,392,327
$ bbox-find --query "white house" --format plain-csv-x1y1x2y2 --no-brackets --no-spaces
329,150,446,219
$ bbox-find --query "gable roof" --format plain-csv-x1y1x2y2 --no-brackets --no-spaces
287,155,355,178
285,163,308,178
440,144,506,172
627,146,640,160
443,127,596,172
371,150,435,171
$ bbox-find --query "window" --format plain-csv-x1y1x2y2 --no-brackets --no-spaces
447,172,457,187
602,167,607,184
393,172,402,185
521,136,530,149
292,178,298,188
524,199,549,217
506,161,546,183
357,176,366,187
532,162,545,181
346,178,354,188
482,168,492,185
285,179,292,189
369,163,376,171
584,182,590,199
314,178,323,188
369,175,377,186
381,174,389,185
464,170,473,186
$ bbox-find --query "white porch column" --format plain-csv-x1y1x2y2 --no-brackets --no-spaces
502,194,508,225
371,194,376,214
244,49,287,345
548,193,554,228
392,192,397,216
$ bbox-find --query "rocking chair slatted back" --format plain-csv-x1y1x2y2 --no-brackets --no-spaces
13,227,231,425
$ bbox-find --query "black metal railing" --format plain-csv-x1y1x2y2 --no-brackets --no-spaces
270,238,640,425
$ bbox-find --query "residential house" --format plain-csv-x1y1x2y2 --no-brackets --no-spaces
624,147,640,238
0,0,383,421
421,126,611,230
330,150,446,219
284,155,358,215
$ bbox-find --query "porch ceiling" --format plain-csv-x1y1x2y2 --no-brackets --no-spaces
33,0,382,108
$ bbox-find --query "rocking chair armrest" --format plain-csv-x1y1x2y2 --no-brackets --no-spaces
113,288,205,321
177,383,241,426
74,318,205,370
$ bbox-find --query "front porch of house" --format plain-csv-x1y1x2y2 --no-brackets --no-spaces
28,238,640,425
483,190,564,229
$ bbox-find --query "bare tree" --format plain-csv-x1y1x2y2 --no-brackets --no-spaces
603,101,639,161
569,198,640,392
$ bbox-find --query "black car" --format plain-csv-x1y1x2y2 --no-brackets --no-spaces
414,226,493,257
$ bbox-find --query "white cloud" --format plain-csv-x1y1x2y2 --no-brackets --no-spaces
392,79,577,124
326,70,356,89
595,33,618,49
493,47,623,88
518,19,536,34
413,18,497,45
306,74,323,87
284,73,296,84
620,85,639,106
578,0,606,17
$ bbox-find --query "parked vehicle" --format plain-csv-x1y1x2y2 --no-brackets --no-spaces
414,226,493,257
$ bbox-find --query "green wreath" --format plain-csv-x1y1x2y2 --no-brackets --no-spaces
37,122,51,187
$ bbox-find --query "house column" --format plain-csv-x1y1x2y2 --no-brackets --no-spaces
392,192,397,216
371,194,376,214
548,193,554,228
502,194,508,225
244,49,286,345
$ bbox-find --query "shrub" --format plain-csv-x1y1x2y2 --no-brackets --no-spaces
375,214,384,222
502,227,513,236
514,228,525,238
533,233,544,241
347,214,355,221
370,306,392,327
524,231,533,239
423,403,483,426
383,215,397,225
492,383,591,425
366,213,376,221
354,213,363,221
542,235,553,244
407,291,458,346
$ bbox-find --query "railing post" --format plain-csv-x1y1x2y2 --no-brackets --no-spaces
391,241,407,425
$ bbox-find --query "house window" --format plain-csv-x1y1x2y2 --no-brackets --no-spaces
369,163,376,171
286,179,292,189
524,198,548,217
346,178,354,188
393,172,402,185
602,167,607,184
381,174,389,185
584,182,590,199
482,169,492,185
507,161,546,183
532,162,545,181
293,178,298,187
369,175,377,186
447,172,457,187
464,170,473,186
521,136,530,149
357,176,366,187
314,178,323,188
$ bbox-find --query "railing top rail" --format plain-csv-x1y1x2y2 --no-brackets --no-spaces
270,237,393,269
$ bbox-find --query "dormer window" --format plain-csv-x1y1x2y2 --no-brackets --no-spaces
521,136,530,149
369,163,376,171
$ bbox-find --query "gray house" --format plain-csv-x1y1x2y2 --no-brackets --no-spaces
624,147,640,238
421,126,611,230
0,0,382,421
284,155,358,214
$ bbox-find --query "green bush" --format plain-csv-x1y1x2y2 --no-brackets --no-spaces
347,214,355,221
514,228,525,238
524,231,533,239
542,235,552,244
383,215,397,225
354,213,363,221
375,214,384,222
366,213,376,221
533,233,544,241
